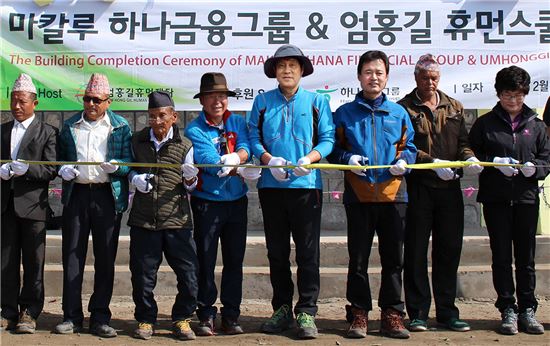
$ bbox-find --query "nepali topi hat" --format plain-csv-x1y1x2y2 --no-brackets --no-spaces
85,73,111,95
12,73,37,94
148,91,175,109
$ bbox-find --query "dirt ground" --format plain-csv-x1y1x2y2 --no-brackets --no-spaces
1,296,549,346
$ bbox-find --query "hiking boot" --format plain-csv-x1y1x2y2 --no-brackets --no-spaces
54,320,83,334
90,323,117,338
380,308,410,339
173,319,196,340
440,318,471,332
196,317,215,336
133,322,154,340
346,306,368,338
296,312,318,339
15,310,36,334
408,318,428,332
222,317,244,335
518,308,544,335
1,317,17,331
261,304,294,333
499,307,518,335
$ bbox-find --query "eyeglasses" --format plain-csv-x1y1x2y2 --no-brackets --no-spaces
83,95,109,104
500,94,525,102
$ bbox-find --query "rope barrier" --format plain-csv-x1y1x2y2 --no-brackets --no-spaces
0,159,531,170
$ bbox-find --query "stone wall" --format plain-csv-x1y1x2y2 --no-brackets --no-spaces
0,109,485,235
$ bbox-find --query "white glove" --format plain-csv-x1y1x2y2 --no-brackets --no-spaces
0,163,13,180
132,173,154,193
432,159,458,181
464,156,484,175
11,160,29,176
59,165,80,181
520,161,536,177
389,159,407,176
268,156,290,182
100,160,118,174
348,155,368,176
293,156,312,176
181,163,199,180
218,152,241,178
493,156,519,177
237,164,262,181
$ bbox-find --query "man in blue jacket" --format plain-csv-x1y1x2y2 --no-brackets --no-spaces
185,72,261,336
327,50,417,340
248,44,335,339
55,73,132,338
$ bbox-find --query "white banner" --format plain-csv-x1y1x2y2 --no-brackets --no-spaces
1,0,549,111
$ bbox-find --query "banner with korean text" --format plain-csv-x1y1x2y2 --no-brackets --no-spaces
1,0,548,111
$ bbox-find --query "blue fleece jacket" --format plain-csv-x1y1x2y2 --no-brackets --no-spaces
185,110,250,201
248,86,335,189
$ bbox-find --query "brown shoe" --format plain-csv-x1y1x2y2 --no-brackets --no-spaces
173,319,196,340
346,306,368,338
1,317,17,331
380,308,410,339
15,310,36,334
196,317,215,336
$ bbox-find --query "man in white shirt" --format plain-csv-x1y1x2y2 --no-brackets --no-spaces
54,73,132,338
1,74,57,334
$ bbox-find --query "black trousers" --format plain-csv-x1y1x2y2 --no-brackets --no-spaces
258,188,322,316
483,202,539,313
61,184,121,325
192,196,247,321
346,202,406,313
130,226,198,324
404,183,464,322
1,193,46,320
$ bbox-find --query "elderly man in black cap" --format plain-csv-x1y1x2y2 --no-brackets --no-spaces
127,91,199,341
185,72,260,337
1,73,57,334
248,44,335,339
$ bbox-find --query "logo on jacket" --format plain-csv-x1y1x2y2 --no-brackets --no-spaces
523,129,531,136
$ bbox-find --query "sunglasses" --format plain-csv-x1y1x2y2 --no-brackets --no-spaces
83,95,109,104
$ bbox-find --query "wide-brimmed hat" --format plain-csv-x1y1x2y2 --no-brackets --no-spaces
263,44,313,78
193,72,236,99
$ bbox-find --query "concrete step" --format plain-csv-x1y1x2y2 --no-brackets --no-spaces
43,263,550,299
45,235,550,267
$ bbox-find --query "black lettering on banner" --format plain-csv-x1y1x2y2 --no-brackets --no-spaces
307,13,328,40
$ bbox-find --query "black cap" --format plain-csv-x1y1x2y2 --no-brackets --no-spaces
148,91,174,109
263,44,314,78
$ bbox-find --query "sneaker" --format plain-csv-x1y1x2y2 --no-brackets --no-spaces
222,317,244,335
133,322,154,340
440,318,471,332
296,312,318,339
196,317,215,336
346,306,368,338
173,319,196,340
54,320,83,334
261,304,294,333
518,308,544,335
1,317,17,331
15,310,36,334
409,318,428,332
499,307,518,335
380,308,410,339
90,323,117,338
